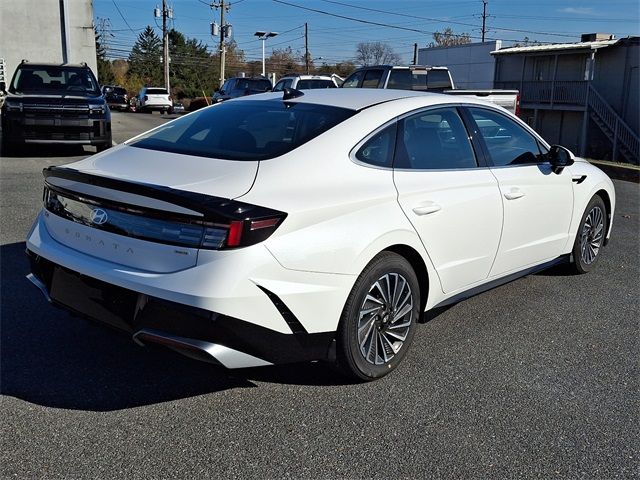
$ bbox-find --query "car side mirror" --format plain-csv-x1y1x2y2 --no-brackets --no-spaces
549,145,575,174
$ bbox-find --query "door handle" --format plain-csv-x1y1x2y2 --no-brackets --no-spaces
504,188,525,200
412,203,442,216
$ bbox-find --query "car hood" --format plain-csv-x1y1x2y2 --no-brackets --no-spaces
64,144,259,199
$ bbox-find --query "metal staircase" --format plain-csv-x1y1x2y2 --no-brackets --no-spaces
588,84,640,164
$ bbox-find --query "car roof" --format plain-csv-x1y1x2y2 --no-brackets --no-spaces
278,74,334,79
235,88,497,111
19,62,90,69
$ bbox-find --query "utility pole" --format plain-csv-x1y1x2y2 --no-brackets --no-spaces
413,43,417,65
211,1,230,89
481,0,488,42
304,23,309,74
162,0,170,93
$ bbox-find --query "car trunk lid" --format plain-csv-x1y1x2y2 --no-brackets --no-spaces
41,146,259,272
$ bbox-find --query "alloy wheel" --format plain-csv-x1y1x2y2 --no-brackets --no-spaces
357,273,413,365
580,205,604,265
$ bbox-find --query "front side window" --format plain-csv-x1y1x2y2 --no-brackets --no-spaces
468,107,544,166
130,100,356,160
342,71,364,88
394,107,477,170
273,78,293,92
355,123,397,168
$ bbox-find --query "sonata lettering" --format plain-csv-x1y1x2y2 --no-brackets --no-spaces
60,227,134,254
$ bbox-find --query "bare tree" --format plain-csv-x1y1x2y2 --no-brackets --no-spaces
429,27,472,47
355,42,401,66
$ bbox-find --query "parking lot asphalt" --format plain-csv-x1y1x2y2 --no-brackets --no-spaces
1,112,638,479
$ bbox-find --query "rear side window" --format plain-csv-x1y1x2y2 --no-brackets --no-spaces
394,107,477,169
387,70,413,90
468,107,543,166
146,88,168,95
362,70,384,88
427,70,453,90
355,123,397,168
130,100,356,160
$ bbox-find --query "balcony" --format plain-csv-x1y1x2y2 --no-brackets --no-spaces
495,80,588,108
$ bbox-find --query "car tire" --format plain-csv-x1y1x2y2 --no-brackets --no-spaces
571,194,607,274
335,252,420,381
96,138,112,153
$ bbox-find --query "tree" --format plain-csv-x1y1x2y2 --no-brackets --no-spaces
128,26,162,86
355,42,401,66
429,27,472,47
95,29,115,84
266,47,303,76
512,36,541,47
168,29,217,98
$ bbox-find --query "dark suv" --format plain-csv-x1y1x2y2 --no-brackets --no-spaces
102,85,129,111
213,77,272,103
1,61,111,154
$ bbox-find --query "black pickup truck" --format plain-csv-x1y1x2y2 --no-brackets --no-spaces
1,61,111,155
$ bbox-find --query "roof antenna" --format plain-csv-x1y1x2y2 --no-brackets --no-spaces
282,87,304,101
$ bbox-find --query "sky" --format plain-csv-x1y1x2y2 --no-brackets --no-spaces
94,0,640,66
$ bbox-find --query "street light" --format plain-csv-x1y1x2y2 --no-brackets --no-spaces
254,31,278,77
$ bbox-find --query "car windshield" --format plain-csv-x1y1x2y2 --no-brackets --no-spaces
130,100,356,160
9,66,100,95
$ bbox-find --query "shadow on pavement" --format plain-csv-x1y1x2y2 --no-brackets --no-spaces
0,242,348,412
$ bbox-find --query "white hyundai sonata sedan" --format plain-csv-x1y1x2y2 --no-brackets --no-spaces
26,89,615,380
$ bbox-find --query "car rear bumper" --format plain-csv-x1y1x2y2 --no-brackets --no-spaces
25,211,353,367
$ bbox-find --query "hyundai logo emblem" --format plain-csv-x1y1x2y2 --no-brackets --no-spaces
90,208,108,225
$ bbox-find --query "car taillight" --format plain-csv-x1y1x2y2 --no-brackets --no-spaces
515,94,521,117
202,212,286,249
144,95,148,101
168,96,172,102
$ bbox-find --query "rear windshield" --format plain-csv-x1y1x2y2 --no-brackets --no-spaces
232,79,272,92
9,66,100,95
130,99,355,160
386,69,452,91
297,79,336,90
146,88,168,95
113,87,127,95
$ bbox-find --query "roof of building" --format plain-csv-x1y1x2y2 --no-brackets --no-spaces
491,38,619,55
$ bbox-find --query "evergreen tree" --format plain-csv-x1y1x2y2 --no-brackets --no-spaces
128,26,163,86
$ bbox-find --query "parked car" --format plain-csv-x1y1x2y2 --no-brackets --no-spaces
273,74,340,91
101,85,129,111
137,86,173,114
172,102,185,114
26,89,614,381
1,61,111,154
213,77,272,103
342,65,520,114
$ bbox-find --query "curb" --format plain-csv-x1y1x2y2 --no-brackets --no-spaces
588,160,639,183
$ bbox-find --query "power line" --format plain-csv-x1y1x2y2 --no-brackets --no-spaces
111,0,137,34
272,0,556,43
317,0,578,39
